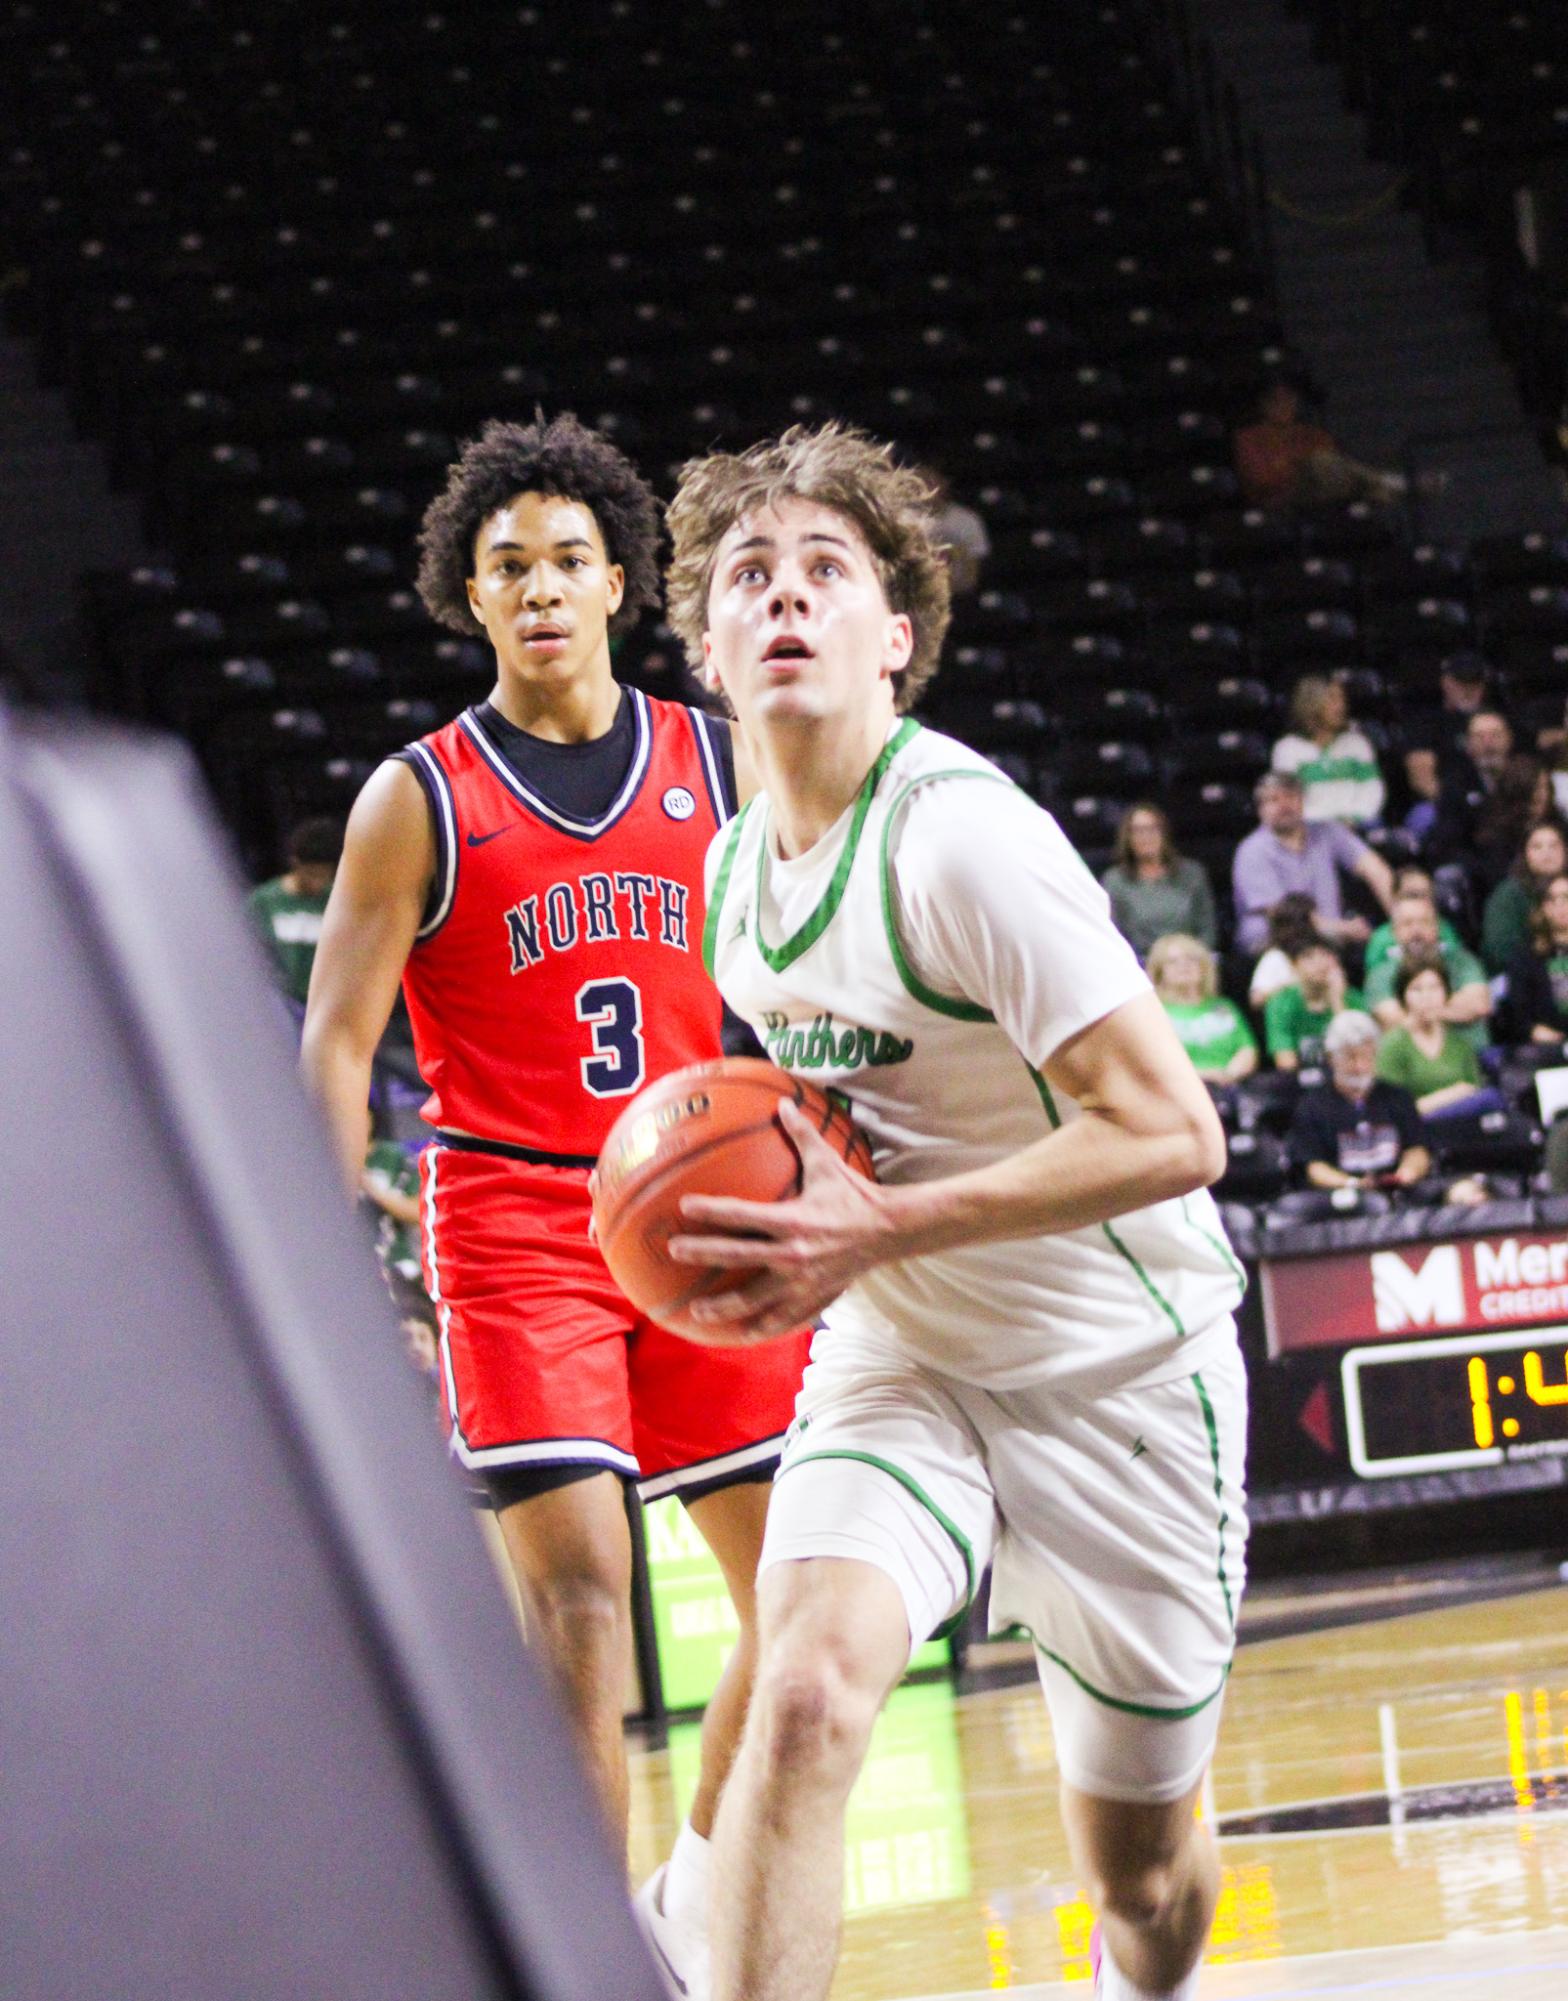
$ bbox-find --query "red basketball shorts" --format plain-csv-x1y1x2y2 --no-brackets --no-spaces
419,1144,812,1499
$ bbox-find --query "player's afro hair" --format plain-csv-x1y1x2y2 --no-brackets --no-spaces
415,412,661,638
664,424,951,714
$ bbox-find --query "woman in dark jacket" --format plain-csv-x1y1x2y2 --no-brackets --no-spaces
1504,872,1568,1045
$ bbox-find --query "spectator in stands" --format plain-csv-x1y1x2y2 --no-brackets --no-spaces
1286,1010,1430,1191
1365,864,1462,983
1482,821,1568,974
1539,691,1568,820
1468,755,1557,895
1374,951,1495,1118
1247,892,1324,1009
247,814,344,1008
1232,771,1395,957
1503,872,1568,1047
360,1106,437,1375
1100,801,1217,960
1427,710,1516,865
1147,933,1259,1081
1265,936,1360,1072
924,469,990,598
1401,654,1496,838
1232,378,1406,512
1545,1115,1568,1196
1271,673,1385,827
1364,888,1491,1050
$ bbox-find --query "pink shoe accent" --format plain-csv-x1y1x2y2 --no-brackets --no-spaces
1090,1920,1103,1991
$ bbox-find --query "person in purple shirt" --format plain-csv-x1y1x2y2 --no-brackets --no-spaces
1232,771,1394,957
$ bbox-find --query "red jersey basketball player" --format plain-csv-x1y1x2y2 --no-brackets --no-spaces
302,414,808,1993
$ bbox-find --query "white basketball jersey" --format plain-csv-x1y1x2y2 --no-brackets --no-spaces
704,717,1245,1391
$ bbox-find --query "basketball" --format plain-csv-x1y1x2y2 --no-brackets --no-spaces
592,1056,874,1342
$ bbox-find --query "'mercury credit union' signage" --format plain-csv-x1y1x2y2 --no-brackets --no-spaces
1261,1233,1568,1355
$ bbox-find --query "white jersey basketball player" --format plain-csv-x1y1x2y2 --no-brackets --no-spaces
661,425,1249,2001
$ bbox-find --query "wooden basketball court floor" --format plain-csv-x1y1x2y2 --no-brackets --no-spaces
628,1580,1568,2000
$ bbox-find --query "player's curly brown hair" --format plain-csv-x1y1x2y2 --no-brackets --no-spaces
415,412,661,638
664,424,952,713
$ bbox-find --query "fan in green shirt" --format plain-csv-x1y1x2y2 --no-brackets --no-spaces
362,1138,423,1282
1364,910,1460,979
1264,937,1361,1071
1364,890,1492,1054
361,1120,437,1376
1148,932,1258,1080
1374,953,1488,1116
246,815,344,1005
1363,866,1460,979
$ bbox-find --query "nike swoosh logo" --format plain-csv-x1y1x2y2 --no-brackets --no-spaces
467,824,519,847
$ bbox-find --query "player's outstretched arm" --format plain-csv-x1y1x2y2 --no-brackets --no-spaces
671,992,1225,1337
300,759,434,1194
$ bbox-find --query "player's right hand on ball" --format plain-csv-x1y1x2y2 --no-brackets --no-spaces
668,1099,899,1339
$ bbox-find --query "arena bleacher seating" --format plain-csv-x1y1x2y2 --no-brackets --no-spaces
5,0,1568,1210
1300,0,1568,460
2,0,1296,869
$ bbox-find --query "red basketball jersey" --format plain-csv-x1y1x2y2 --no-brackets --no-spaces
399,690,733,1158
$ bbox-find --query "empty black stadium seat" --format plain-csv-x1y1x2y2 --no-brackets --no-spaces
1215,1130,1289,1204
1429,1108,1545,1177
1051,738,1156,797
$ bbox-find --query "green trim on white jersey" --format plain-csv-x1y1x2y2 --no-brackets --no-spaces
702,800,753,978
751,717,921,974
1101,1219,1186,1338
880,766,1008,1021
778,1444,977,1629
706,718,1244,1391
1193,1368,1236,1632
1181,1194,1249,1299
1030,1057,1189,1339
1036,1645,1231,1720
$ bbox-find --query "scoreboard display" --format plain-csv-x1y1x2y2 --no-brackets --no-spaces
1343,1328,1568,1477
1253,1226,1568,1506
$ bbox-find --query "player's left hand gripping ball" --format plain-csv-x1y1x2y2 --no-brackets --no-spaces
672,1097,894,1341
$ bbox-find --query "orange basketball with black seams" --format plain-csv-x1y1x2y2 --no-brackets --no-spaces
592,1056,874,1342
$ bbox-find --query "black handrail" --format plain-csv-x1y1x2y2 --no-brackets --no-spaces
1159,0,1276,290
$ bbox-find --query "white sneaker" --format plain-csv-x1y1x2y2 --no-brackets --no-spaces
633,1861,711,2001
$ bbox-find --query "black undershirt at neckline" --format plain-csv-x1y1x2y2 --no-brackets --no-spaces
473,690,636,824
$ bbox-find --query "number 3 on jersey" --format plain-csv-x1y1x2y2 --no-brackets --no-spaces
576,977,646,1097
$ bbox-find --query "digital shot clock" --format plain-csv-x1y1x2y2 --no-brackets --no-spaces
1342,1327,1568,1478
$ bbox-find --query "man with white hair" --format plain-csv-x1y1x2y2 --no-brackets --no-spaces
1285,1011,1430,1191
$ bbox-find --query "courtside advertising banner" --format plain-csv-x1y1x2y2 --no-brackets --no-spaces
1261,1231,1568,1355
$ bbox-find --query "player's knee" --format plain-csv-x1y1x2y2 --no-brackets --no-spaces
1093,1856,1181,1934
527,1570,628,1658
752,1647,881,1788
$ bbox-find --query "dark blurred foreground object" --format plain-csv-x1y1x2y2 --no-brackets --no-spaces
0,703,663,2001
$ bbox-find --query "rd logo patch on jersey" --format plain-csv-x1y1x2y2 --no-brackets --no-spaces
662,786,696,821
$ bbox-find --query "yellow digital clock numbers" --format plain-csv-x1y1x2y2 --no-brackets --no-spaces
1343,1328,1568,1478
1467,1348,1568,1448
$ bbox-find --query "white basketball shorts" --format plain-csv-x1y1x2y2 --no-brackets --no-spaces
759,1320,1249,1804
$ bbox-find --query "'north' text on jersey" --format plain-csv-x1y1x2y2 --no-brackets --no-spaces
399,691,733,1159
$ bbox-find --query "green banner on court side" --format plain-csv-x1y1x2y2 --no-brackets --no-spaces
643,1495,950,1712
664,1679,971,1909
644,1494,743,1711
841,1680,972,1911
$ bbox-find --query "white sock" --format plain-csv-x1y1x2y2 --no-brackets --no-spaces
1098,1940,1201,2001
661,1820,711,1933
